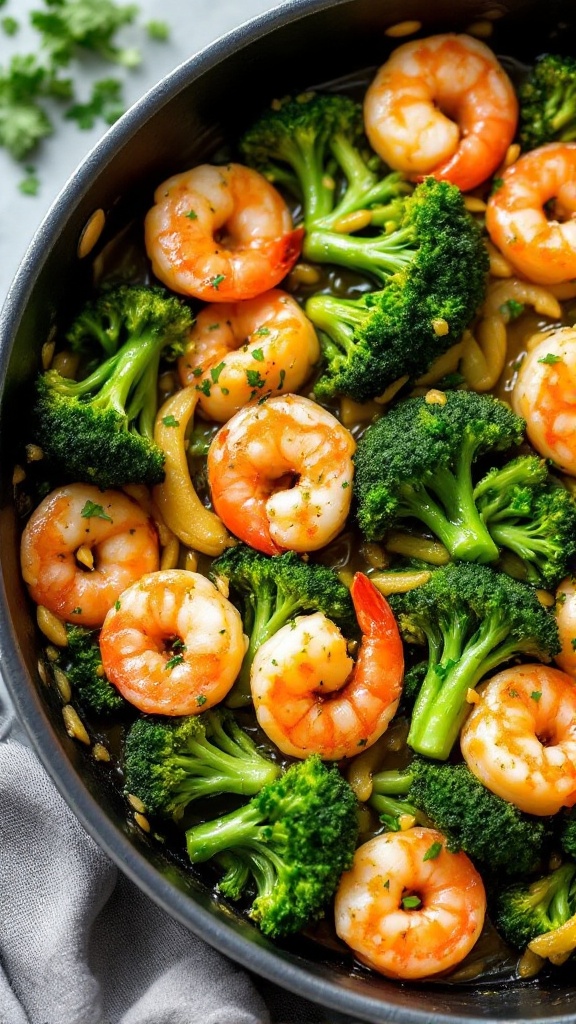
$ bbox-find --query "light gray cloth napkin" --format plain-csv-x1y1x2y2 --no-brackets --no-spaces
0,740,344,1024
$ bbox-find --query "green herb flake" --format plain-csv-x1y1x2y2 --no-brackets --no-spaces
357,738,367,747
19,166,40,196
211,274,226,290
196,379,211,397
80,500,112,522
383,879,390,889
342,481,349,489
571,638,576,651
221,387,230,396
196,694,207,707
2,16,19,35
165,654,184,671
210,361,226,384
162,414,179,428
251,348,264,362
508,688,520,697
207,322,220,331
423,841,442,862
114,600,121,611
491,177,504,194
65,78,124,131
402,895,422,910
538,353,562,365
254,326,270,337
71,607,82,615
246,369,266,389
531,691,542,702
184,209,198,220
499,299,525,321
146,20,169,40
278,369,286,389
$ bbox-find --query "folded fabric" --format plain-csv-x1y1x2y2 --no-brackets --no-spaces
0,740,341,1024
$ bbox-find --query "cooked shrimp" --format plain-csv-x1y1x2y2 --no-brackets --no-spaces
99,569,246,715
512,326,576,475
20,484,160,628
250,572,404,760
334,827,486,980
207,393,355,555
144,163,303,302
178,289,320,422
554,576,576,676
460,664,576,816
363,33,518,192
486,143,576,285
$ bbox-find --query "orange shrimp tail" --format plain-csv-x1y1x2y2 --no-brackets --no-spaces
351,572,403,645
266,225,304,276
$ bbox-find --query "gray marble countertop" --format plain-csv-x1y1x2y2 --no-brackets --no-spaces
0,0,280,733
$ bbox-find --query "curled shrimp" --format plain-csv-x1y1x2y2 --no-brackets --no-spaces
207,393,355,555
554,576,576,677
460,664,576,816
178,289,320,422
144,163,303,302
512,326,576,475
20,484,160,628
363,33,518,192
334,827,486,980
99,569,247,715
486,143,576,285
250,572,404,760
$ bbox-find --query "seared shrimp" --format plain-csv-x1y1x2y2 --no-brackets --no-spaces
144,164,303,302
178,289,320,422
207,393,355,555
334,827,486,980
554,576,576,676
250,572,404,760
20,484,159,628
486,143,576,285
512,326,576,475
460,664,576,816
99,569,246,715
364,33,518,192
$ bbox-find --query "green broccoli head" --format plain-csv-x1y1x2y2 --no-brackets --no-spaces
63,624,127,717
123,709,280,820
371,758,549,875
475,457,576,588
495,863,576,950
211,544,355,707
354,390,525,563
34,284,193,489
519,54,576,150
389,563,560,760
306,179,487,400
186,755,359,937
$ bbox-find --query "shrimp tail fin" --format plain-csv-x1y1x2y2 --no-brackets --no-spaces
266,226,305,276
351,572,402,644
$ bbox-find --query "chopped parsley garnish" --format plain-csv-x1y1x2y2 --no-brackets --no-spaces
162,414,179,427
80,500,112,522
210,274,226,290
2,16,19,35
499,299,525,321
531,691,542,702
146,20,169,40
423,841,442,862
246,369,266,389
18,165,40,195
254,326,270,337
184,209,198,220
251,348,264,361
196,379,211,397
64,77,124,129
402,895,421,910
538,353,562,365
165,654,184,670
210,361,226,384
196,694,207,707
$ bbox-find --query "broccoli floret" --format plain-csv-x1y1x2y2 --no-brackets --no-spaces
495,863,576,950
34,284,193,488
211,544,355,708
354,390,525,563
63,624,127,717
389,563,560,760
240,92,411,234
370,758,548,875
185,755,359,937
123,710,280,820
474,456,576,587
306,179,487,401
559,808,576,860
519,54,576,151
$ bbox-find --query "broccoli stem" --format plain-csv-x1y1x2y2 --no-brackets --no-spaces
408,613,510,760
320,139,405,225
305,294,365,356
92,329,164,418
303,225,415,284
186,801,263,863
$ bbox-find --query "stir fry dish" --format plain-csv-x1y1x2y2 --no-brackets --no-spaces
18,27,576,984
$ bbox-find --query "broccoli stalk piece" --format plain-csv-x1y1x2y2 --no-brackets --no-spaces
370,758,549,875
63,624,127,717
519,54,576,151
211,544,355,708
475,456,576,587
306,179,488,401
34,284,193,488
354,390,525,563
389,563,560,760
239,92,411,234
495,863,576,950
185,755,359,937
123,710,280,820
